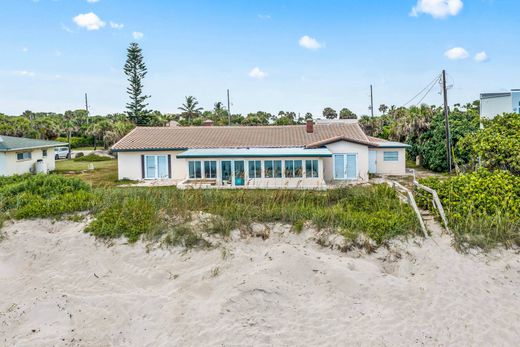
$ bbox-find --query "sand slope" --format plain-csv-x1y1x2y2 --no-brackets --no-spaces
1,219,520,346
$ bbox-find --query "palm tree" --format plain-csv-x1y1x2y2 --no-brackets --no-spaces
178,96,203,125
214,101,224,113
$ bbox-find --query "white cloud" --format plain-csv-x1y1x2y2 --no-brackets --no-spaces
21,47,29,53
258,14,271,20
73,12,105,30
410,0,463,18
132,31,144,40
298,35,323,50
87,0,100,3
55,50,62,57
13,70,35,77
110,21,124,29
444,47,469,60
248,67,267,79
474,51,488,62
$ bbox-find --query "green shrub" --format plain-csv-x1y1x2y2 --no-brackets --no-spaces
457,113,520,174
0,174,94,219
417,169,520,249
73,154,112,162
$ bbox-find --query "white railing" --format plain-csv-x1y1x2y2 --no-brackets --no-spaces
410,169,450,233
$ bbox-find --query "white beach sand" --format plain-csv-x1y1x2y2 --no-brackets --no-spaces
1,219,520,347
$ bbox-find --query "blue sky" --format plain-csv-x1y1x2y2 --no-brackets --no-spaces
1,0,519,117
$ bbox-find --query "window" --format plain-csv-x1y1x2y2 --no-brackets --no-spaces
248,160,262,178
285,160,303,178
16,152,32,161
204,161,217,179
264,160,282,178
145,155,169,179
333,154,357,180
383,151,399,162
189,161,202,179
306,160,319,178
42,149,48,157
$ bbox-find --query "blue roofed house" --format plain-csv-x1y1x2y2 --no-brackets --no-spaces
0,135,64,176
112,119,409,189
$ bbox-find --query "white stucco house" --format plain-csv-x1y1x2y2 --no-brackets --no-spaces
112,120,409,189
0,135,64,176
480,89,520,119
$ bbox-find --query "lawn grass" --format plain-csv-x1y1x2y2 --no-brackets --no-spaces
54,159,118,187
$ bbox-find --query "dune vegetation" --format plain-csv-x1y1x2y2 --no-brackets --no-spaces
0,174,420,248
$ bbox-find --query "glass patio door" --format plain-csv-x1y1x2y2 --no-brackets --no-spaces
145,155,168,179
221,161,232,185
234,160,245,186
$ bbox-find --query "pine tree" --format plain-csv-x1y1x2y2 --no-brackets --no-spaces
124,42,150,125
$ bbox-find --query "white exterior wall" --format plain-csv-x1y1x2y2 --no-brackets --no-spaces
117,150,187,181
374,148,406,175
480,95,512,119
323,141,369,183
0,147,55,176
117,151,327,188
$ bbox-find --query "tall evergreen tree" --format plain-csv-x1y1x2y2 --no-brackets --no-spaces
124,42,150,125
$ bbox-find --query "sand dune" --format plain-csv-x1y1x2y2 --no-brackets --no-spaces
1,219,520,346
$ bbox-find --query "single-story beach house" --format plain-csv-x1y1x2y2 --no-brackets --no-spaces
0,135,64,176
112,120,409,189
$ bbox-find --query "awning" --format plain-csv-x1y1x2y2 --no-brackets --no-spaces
177,147,332,158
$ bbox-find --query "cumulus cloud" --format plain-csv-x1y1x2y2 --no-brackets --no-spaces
73,12,105,30
110,21,124,29
410,0,463,18
87,0,100,3
132,31,144,40
248,67,267,79
474,51,488,62
444,47,469,60
298,35,323,50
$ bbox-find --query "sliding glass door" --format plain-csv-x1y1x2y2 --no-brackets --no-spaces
333,154,357,180
145,155,169,179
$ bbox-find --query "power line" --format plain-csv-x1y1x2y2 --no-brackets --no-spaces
402,74,441,107
415,77,439,106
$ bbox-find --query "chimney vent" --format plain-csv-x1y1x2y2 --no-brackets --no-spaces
202,119,214,127
306,119,314,133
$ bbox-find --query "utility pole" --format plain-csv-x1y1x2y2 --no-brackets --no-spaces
442,70,452,173
227,89,231,126
369,85,374,117
85,93,89,115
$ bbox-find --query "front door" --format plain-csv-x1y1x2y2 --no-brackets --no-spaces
369,150,377,174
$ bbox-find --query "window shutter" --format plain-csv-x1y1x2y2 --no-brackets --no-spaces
141,155,145,179
168,155,172,178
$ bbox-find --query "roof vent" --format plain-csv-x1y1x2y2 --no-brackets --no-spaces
202,119,214,126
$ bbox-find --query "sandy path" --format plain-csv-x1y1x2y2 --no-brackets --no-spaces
1,219,520,347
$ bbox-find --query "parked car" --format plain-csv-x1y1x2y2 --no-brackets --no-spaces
54,146,71,160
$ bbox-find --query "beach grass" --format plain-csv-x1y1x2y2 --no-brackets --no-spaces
0,174,421,248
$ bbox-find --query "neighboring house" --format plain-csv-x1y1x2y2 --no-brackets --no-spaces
480,89,520,119
112,120,409,189
0,136,64,176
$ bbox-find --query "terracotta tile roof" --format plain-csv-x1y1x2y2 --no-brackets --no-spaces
112,123,375,151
